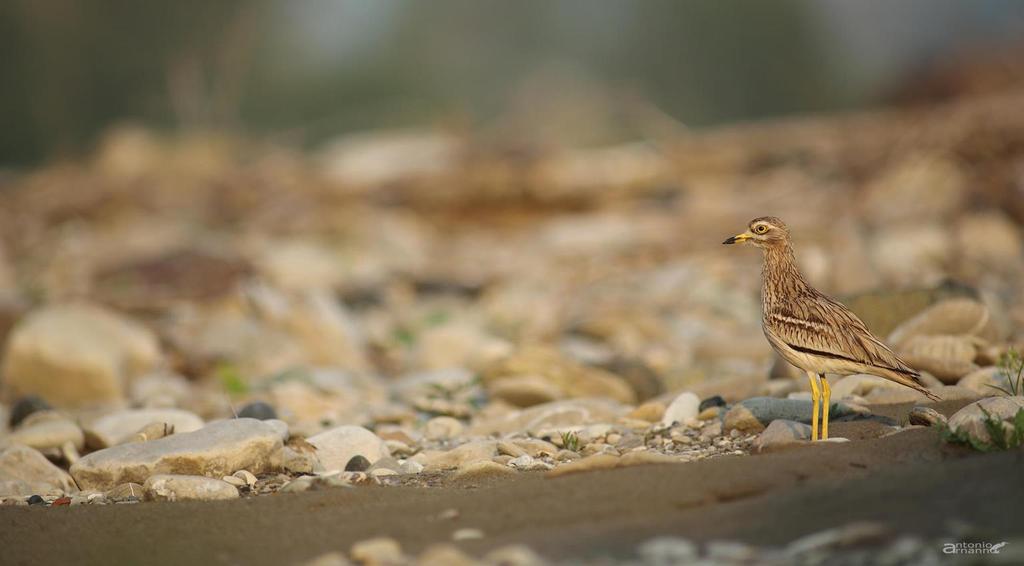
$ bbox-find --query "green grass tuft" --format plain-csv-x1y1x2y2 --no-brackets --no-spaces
561,430,581,452
986,348,1024,397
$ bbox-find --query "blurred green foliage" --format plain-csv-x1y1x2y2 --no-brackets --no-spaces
2,0,1023,165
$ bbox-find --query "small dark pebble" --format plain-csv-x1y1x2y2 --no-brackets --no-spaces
238,401,277,421
27,495,45,505
345,455,371,472
10,396,52,428
699,395,727,412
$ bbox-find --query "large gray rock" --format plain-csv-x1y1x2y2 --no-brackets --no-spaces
307,425,388,473
735,397,868,426
1,303,160,408
70,418,285,491
143,474,239,502
84,408,204,448
0,444,78,496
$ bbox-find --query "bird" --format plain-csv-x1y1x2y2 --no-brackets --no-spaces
723,216,939,440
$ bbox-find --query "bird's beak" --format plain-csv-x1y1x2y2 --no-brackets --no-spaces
723,232,752,245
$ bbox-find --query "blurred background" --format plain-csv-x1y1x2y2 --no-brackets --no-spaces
4,0,1024,165
0,0,1023,423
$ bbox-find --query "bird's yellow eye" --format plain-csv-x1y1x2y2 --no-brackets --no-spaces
754,225,768,234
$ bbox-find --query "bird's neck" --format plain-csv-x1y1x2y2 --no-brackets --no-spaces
761,242,809,309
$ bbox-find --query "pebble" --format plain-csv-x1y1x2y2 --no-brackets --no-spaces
638,537,698,565
233,469,257,487
907,406,946,427
482,545,546,566
417,544,478,566
418,440,498,472
143,474,240,502
350,537,405,566
282,446,319,475
660,392,699,426
697,406,721,421
785,521,888,556
452,460,515,481
222,475,247,488
700,420,724,439
237,401,278,421
698,395,727,411
753,419,812,453
130,422,176,444
307,426,389,473
301,552,352,566
8,396,51,428
399,460,424,474
706,540,757,562
345,455,372,472
106,482,144,502
724,404,764,433
452,528,484,541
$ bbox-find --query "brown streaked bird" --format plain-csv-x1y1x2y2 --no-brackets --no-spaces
723,216,939,440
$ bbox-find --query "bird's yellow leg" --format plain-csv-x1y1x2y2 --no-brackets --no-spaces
806,371,820,441
820,374,830,440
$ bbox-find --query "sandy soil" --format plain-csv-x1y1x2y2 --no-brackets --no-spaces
2,406,1020,566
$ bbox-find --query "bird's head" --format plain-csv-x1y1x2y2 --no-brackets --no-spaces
722,216,790,249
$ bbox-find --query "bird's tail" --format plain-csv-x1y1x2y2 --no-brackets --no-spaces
882,367,942,402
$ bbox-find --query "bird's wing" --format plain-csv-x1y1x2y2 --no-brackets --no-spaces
767,292,918,377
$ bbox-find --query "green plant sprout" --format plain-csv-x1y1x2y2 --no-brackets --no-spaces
986,348,1024,397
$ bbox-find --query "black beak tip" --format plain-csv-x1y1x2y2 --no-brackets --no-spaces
722,237,737,245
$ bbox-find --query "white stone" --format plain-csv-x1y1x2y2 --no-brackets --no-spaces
307,425,389,473
70,418,285,491
661,392,700,426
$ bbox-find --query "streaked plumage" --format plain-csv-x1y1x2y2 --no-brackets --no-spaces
724,216,938,440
